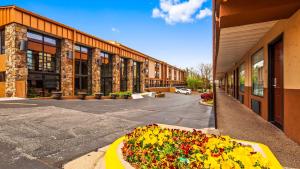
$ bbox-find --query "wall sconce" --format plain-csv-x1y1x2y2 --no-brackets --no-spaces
19,40,28,51
67,51,73,60
97,58,102,66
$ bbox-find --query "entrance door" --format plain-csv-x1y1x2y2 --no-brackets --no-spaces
269,37,284,129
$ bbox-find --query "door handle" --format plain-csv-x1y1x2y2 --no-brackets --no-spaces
273,78,277,87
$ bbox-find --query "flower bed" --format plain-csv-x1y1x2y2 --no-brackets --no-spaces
200,92,213,101
122,124,274,169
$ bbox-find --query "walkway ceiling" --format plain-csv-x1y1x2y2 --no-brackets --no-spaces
213,0,300,80
216,21,277,79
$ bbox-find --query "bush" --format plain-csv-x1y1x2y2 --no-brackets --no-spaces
110,91,132,97
200,92,213,101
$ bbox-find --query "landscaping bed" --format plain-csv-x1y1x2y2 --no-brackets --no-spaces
105,124,282,169
200,92,214,106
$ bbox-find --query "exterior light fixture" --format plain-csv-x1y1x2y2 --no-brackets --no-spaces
19,40,28,51
67,51,73,60
97,58,102,66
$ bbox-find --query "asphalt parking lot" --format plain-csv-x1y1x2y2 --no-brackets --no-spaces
0,93,214,169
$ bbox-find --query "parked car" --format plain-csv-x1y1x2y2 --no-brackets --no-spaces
176,88,192,95
175,87,183,93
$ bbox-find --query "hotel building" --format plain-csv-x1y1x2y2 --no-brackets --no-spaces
0,6,186,98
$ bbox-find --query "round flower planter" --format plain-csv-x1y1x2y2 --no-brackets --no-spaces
78,92,87,100
51,91,62,100
104,124,282,169
111,94,118,99
123,94,130,99
95,93,103,100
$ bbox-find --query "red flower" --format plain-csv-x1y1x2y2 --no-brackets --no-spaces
180,144,191,155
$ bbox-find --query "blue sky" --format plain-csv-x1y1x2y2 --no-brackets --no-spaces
1,0,212,68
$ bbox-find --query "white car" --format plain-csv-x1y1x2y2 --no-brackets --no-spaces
176,88,192,95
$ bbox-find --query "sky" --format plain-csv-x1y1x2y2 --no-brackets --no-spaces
1,0,212,69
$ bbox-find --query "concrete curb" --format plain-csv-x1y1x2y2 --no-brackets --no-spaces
63,146,109,169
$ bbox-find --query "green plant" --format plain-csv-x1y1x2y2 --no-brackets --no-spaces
27,88,40,98
110,91,132,98
118,91,132,97
109,92,119,96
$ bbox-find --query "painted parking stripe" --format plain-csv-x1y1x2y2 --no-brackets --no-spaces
0,103,38,106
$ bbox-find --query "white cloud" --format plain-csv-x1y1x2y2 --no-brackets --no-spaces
152,0,211,25
111,27,120,33
196,8,212,19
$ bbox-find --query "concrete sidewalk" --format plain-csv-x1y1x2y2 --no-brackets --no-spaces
216,89,300,168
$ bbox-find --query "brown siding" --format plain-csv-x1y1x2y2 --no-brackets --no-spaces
284,89,300,144
220,9,300,143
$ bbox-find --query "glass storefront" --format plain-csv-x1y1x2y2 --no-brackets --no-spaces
75,45,91,95
26,31,60,97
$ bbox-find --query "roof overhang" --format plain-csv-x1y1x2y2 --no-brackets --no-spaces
216,21,277,79
213,0,300,80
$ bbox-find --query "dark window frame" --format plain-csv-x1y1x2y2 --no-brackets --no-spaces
101,51,113,96
0,72,5,82
75,45,91,94
120,58,128,92
239,63,245,92
27,31,59,73
251,48,264,97
26,31,61,97
0,29,5,54
133,61,141,93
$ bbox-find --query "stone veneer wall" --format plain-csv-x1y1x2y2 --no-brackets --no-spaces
112,55,121,93
5,23,27,97
92,48,101,94
140,61,145,92
61,39,74,96
127,59,133,92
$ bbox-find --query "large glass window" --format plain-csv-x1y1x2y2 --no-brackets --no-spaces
133,61,141,93
26,31,60,97
75,45,91,94
0,29,5,54
252,49,264,96
0,72,5,82
120,58,128,91
239,64,245,92
101,52,113,96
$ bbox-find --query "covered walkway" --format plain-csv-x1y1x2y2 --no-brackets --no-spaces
216,89,300,168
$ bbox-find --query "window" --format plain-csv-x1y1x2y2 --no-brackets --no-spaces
101,52,113,77
120,58,128,91
44,37,57,45
239,64,245,92
26,31,58,73
0,29,5,54
27,32,43,41
0,72,5,82
252,49,264,96
75,45,91,93
26,31,60,97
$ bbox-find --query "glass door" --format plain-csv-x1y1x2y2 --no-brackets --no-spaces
133,61,140,93
101,52,113,96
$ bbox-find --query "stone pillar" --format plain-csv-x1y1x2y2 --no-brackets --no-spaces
112,54,120,93
5,23,27,97
61,39,74,96
127,59,133,92
92,48,101,94
140,61,145,92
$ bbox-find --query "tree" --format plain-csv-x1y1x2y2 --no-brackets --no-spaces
198,63,212,90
